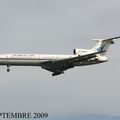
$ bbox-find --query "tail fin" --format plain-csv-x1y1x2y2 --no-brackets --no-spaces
92,36,120,55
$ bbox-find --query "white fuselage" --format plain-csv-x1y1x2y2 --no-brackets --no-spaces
0,54,76,66
0,53,107,67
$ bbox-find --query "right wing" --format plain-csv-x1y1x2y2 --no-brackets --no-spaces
41,51,104,76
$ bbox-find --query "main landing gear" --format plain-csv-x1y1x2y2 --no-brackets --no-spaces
52,71,64,76
7,65,10,72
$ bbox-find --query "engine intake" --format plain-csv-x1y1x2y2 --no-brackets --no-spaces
73,49,81,55
73,49,92,55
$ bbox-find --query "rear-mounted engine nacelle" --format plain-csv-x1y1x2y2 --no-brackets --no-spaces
73,49,81,55
73,49,93,55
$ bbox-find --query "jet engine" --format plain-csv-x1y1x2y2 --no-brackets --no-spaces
73,49,93,55
73,49,81,55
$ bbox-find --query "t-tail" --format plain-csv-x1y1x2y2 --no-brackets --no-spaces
92,36,120,56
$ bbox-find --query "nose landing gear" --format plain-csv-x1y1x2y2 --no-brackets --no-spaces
7,65,10,72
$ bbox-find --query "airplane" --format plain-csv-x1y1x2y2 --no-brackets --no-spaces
0,36,120,76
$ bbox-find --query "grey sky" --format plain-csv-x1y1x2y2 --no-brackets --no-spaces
0,0,120,119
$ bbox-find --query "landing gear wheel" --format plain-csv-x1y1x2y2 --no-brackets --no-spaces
52,73,55,76
7,68,10,72
52,71,64,76
7,65,10,72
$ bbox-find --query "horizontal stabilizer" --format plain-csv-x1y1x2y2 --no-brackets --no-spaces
93,36,120,42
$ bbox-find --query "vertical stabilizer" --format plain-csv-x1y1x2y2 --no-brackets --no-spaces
92,36,120,55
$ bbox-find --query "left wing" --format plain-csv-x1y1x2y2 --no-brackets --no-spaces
41,51,104,76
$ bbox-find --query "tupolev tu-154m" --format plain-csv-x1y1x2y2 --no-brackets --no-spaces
0,36,120,76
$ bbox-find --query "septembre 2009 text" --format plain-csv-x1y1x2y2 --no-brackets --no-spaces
0,112,48,119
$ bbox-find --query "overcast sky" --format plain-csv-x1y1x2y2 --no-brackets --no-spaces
0,0,120,119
